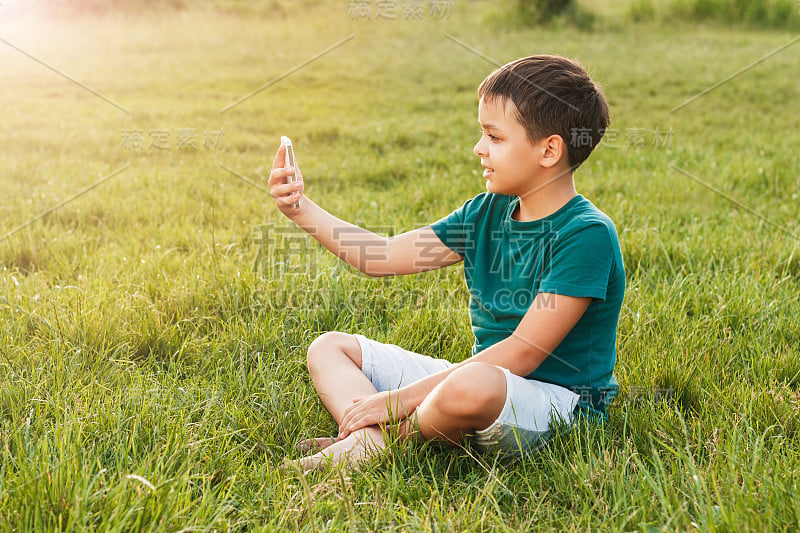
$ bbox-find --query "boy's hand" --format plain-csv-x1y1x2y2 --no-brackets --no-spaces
337,391,408,440
268,143,305,218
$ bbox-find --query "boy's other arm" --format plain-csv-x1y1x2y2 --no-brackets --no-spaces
397,292,592,408
475,292,592,375
268,144,462,276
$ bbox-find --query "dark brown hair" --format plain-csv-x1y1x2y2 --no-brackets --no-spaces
478,55,609,168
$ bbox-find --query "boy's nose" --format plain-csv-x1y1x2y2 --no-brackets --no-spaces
473,140,487,157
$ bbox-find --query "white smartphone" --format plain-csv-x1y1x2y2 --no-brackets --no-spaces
281,135,299,209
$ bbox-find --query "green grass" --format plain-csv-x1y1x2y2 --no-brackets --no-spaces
1,0,799,530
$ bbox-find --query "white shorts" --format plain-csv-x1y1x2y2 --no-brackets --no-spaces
354,334,580,458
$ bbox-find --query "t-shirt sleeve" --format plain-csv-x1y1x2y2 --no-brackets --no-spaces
538,222,615,301
430,194,483,257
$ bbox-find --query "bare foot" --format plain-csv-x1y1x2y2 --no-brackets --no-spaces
294,426,386,472
295,437,336,454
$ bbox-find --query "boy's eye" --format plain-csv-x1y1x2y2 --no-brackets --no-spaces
479,129,501,142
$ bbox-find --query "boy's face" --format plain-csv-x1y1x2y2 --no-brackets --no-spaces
474,96,545,197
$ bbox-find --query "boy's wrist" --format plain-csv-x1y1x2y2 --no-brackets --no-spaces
286,197,317,227
397,386,421,416
398,374,441,414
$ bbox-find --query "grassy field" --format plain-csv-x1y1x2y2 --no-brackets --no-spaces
1,0,799,530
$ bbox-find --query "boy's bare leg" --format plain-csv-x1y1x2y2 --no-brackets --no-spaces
306,331,377,422
296,336,506,469
295,363,506,469
296,332,387,467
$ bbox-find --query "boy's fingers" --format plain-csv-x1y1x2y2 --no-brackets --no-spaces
276,196,300,210
338,414,353,435
270,181,300,199
270,143,286,172
338,411,363,438
268,166,294,186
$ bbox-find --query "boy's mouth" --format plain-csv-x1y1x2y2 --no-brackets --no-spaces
482,166,494,179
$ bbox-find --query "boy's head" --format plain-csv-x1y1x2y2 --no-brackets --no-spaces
478,55,609,168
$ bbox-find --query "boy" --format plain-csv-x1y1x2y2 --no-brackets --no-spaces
268,55,624,470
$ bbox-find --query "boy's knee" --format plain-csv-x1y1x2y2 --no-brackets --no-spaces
306,331,362,370
436,363,506,417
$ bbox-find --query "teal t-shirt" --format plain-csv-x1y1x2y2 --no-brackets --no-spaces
430,193,625,416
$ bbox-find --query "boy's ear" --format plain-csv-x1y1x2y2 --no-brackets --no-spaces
539,134,567,168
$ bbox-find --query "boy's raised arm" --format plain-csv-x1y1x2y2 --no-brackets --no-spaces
267,143,462,276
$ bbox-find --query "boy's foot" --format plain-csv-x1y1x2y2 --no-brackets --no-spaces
294,426,386,472
295,437,336,454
